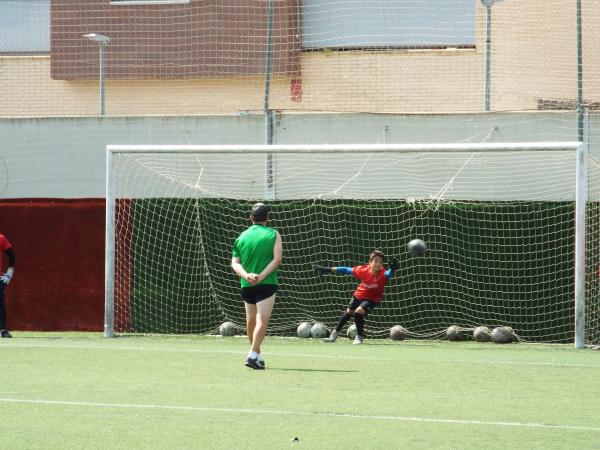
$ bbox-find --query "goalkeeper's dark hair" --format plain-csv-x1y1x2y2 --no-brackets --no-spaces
369,249,385,261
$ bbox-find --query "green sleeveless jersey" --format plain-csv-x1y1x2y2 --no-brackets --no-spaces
232,224,278,287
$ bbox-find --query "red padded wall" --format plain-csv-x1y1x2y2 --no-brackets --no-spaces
0,199,105,331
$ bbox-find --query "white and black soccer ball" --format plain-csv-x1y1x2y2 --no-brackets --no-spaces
446,325,465,341
407,239,427,257
473,326,492,342
219,321,236,337
389,325,408,341
347,324,358,339
491,326,515,344
297,321,312,338
310,322,329,339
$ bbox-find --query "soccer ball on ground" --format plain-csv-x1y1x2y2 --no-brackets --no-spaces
219,321,236,337
310,322,329,338
407,239,427,257
473,326,492,342
491,326,515,344
347,324,358,339
297,321,312,338
389,325,408,341
446,325,465,341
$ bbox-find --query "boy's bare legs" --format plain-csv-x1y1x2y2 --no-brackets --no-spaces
251,294,275,354
245,302,257,344
245,294,275,369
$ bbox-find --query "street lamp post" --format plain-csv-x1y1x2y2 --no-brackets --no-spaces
481,0,493,112
480,0,504,112
83,33,110,116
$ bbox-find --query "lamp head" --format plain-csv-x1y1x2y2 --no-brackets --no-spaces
83,33,110,45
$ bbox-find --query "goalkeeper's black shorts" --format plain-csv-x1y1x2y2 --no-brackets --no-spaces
348,297,379,313
241,284,278,304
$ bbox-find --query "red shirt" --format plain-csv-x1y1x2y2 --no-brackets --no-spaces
0,233,11,273
0,234,11,252
352,264,389,303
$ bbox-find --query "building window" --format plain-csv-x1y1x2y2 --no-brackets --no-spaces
302,0,476,50
0,0,50,54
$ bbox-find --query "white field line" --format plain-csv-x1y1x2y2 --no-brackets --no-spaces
1,341,600,369
0,397,599,433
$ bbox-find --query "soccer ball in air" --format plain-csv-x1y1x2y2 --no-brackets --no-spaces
473,326,492,342
347,324,358,339
219,321,236,337
446,325,465,341
491,326,515,344
310,322,329,339
407,239,427,257
389,325,408,341
297,322,312,338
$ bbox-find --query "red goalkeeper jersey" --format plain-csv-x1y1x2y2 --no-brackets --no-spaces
352,264,389,303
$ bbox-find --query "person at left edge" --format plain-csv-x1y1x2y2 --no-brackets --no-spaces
0,233,16,338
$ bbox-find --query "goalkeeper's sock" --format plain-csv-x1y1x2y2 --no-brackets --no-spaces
354,313,365,337
248,351,258,359
256,353,264,362
334,312,351,332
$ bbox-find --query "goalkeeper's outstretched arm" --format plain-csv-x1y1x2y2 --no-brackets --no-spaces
315,257,398,278
314,264,353,276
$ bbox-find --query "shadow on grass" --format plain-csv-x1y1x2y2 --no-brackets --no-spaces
268,367,358,373
362,341,437,347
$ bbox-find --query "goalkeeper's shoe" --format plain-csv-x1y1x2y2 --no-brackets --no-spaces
1,330,12,338
245,356,261,370
256,359,265,370
322,330,339,342
353,335,364,345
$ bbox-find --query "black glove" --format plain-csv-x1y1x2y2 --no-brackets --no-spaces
388,258,399,272
314,264,330,276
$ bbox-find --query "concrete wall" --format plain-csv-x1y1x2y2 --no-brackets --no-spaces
0,112,593,199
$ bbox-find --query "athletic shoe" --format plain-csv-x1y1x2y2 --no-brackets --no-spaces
353,335,363,345
322,330,339,342
245,356,261,370
1,330,12,338
256,359,266,370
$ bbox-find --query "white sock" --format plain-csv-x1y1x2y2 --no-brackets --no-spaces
256,352,264,362
248,351,258,359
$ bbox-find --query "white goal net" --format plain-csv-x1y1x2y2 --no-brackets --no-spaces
106,142,600,346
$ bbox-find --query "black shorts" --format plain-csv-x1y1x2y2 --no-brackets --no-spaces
348,297,379,314
241,284,278,304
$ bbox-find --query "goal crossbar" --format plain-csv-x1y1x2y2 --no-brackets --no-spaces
107,142,582,154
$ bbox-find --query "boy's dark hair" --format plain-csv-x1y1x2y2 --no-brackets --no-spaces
369,249,385,261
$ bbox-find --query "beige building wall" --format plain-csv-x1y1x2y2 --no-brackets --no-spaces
1,1,598,118
293,49,482,114
0,56,272,116
490,1,598,111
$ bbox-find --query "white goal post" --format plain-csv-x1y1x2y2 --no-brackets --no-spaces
105,142,597,348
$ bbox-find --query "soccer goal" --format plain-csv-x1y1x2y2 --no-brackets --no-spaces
105,142,600,347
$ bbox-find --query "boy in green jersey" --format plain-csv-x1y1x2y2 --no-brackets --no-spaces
231,203,282,370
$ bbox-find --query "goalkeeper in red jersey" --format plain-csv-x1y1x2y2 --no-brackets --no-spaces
314,249,398,344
